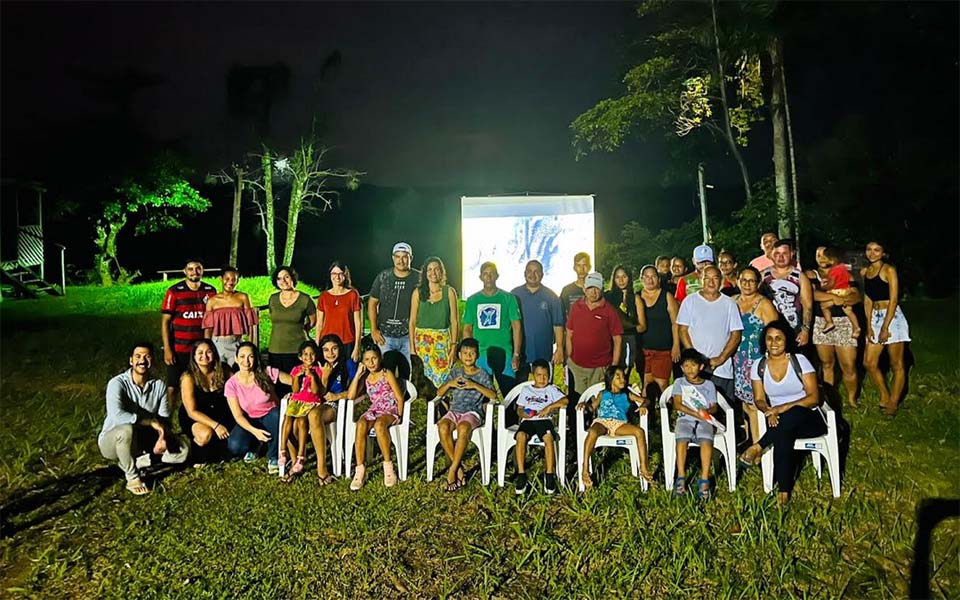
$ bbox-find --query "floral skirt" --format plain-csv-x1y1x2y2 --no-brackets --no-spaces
415,327,452,387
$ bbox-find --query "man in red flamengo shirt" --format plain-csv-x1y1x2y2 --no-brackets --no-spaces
565,271,623,397
160,259,217,406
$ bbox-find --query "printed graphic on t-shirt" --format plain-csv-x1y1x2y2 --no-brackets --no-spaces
768,279,800,328
681,385,709,411
477,303,501,329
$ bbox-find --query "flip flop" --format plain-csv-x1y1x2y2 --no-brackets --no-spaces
674,476,686,496
317,474,335,486
125,479,150,496
698,478,711,500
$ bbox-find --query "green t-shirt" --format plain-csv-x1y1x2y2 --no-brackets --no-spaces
462,288,520,355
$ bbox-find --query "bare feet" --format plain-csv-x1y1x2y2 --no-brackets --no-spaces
777,491,790,505
581,471,593,490
639,467,655,484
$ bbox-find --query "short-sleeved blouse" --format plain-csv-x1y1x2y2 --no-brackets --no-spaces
268,292,316,354
317,289,361,344
224,367,280,418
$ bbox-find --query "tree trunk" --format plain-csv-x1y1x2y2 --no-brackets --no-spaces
261,149,276,274
93,213,127,286
768,36,793,239
229,166,244,268
282,145,312,266
780,45,801,252
710,0,752,202
93,225,113,286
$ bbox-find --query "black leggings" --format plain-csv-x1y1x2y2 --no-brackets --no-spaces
758,406,827,494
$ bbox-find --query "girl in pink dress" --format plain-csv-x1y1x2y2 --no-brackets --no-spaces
347,345,406,490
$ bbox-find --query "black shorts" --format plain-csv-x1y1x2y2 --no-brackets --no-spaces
516,419,559,442
166,352,192,388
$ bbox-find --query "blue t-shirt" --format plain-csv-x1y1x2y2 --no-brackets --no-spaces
511,285,565,363
327,358,357,394
597,390,631,421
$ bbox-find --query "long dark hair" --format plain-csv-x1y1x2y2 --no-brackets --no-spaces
318,333,351,391
236,341,275,395
605,264,638,320
418,256,448,301
186,339,229,392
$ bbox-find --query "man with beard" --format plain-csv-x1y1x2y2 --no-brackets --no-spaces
161,259,216,405
98,342,189,495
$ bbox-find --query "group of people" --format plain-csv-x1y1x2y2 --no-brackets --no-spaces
99,235,909,505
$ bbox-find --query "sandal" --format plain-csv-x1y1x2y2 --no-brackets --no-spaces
674,476,686,496
317,474,335,486
445,480,461,492
698,478,711,500
383,461,398,488
350,464,366,491
125,478,150,496
739,446,762,468
290,455,305,476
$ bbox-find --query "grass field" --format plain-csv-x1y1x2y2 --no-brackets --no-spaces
1,280,958,598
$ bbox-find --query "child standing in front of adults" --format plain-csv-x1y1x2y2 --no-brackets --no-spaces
578,365,653,489
513,359,568,495
347,345,406,490
672,348,719,499
434,337,497,492
818,247,861,337
279,340,325,481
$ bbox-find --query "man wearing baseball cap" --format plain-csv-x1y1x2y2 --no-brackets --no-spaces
565,272,623,396
368,242,420,362
675,244,715,304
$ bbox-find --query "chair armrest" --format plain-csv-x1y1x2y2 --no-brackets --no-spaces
426,398,439,428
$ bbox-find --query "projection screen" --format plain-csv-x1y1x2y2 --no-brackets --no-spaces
461,195,595,297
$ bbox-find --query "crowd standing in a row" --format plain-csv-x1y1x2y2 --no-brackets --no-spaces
99,235,909,504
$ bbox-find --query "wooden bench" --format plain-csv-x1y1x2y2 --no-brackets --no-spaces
157,268,221,281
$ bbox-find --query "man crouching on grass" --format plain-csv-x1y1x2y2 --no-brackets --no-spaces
98,342,189,495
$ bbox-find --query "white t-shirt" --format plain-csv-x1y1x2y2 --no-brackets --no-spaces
750,354,815,407
676,292,744,378
516,384,566,421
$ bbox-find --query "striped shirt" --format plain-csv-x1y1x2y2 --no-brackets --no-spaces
161,280,217,354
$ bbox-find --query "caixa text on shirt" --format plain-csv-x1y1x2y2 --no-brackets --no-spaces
180,310,204,319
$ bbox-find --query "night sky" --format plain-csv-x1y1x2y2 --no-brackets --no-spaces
2,2,957,288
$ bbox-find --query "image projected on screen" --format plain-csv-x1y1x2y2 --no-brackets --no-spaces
461,195,595,297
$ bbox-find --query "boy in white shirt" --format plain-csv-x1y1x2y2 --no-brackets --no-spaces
513,359,568,495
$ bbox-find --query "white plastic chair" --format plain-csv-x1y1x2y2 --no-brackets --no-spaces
757,403,841,497
425,395,494,485
343,380,417,482
658,387,737,492
495,381,568,487
277,394,343,478
576,383,650,492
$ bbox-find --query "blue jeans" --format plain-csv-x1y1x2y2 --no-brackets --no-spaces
227,407,281,460
379,335,410,363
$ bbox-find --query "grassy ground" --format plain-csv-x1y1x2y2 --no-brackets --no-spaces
0,282,957,598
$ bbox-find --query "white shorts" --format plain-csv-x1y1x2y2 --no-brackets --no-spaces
869,307,910,345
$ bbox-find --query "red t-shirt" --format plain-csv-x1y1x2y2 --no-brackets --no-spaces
317,289,361,344
566,299,624,368
161,281,217,354
828,264,851,290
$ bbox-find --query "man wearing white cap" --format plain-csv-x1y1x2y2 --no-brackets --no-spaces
675,244,715,304
565,272,623,395
368,242,420,362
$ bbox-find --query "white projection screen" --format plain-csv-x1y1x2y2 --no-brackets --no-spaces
461,195,595,297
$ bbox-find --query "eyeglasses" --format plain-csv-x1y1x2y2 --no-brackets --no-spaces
739,278,758,284
330,271,345,276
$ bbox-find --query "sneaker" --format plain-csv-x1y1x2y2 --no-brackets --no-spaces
514,473,528,495
544,473,557,495
267,459,279,475
350,464,367,491
243,452,258,463
383,461,398,488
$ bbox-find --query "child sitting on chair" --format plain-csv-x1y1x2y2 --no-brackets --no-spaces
672,348,719,499
347,345,406,491
434,338,497,492
513,359,568,495
578,365,652,490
